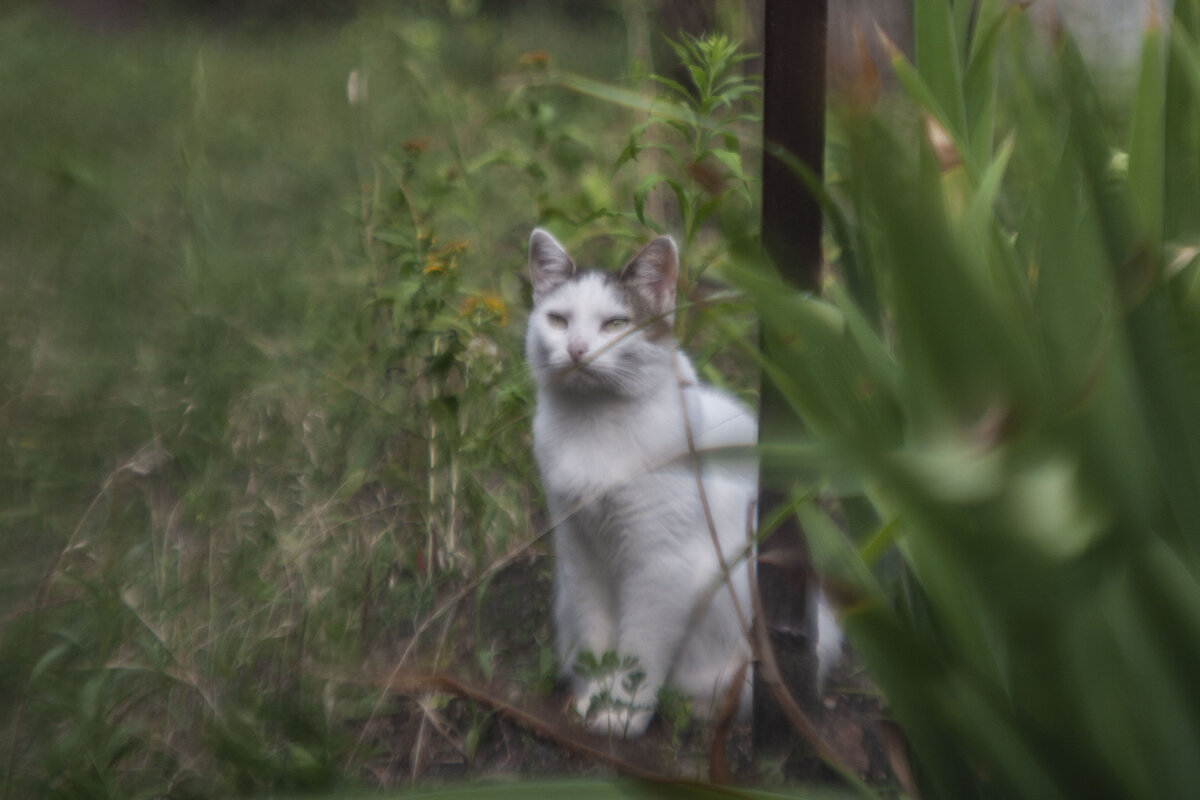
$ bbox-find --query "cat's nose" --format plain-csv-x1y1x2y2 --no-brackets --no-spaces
567,338,589,363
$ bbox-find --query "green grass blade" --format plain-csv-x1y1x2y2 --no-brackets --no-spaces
554,71,699,128
886,49,972,172
961,133,1014,271
1166,11,1200,240
1061,33,1144,275
1065,21,1200,552
764,142,880,327
914,0,969,140
1128,17,1166,241
962,0,1014,167
952,0,976,61
823,283,898,394
851,121,1038,427
796,501,885,602
848,603,1068,800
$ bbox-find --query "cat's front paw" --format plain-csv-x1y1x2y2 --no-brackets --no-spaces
572,681,654,739
572,682,604,721
583,706,654,739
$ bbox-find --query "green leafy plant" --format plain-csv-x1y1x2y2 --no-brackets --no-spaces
728,1,1200,797
653,686,695,753
507,31,761,368
611,33,761,351
618,33,760,252
570,650,653,732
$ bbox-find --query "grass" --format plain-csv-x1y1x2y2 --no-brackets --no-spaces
0,7,358,595
0,2,775,796
0,3,673,796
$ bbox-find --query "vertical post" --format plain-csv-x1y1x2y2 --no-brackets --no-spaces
761,2,827,288
754,0,828,754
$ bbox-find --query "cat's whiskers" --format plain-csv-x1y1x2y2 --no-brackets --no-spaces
545,309,674,393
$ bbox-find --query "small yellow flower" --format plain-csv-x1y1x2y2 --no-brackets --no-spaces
422,240,469,274
519,50,551,67
462,292,509,326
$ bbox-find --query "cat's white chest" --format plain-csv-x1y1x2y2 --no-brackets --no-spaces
532,391,687,505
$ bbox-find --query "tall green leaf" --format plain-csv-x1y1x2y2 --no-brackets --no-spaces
1167,0,1200,240
915,0,969,139
1128,16,1166,241
739,6,1200,799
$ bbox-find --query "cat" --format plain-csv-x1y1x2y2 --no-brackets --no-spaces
524,227,757,738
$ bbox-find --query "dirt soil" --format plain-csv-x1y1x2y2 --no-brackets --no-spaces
356,552,898,792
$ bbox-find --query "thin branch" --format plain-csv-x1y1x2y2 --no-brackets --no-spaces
671,353,871,793
709,659,750,784
357,671,666,781
672,352,753,638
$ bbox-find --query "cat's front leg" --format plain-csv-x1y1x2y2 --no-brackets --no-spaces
553,525,621,715
584,559,703,739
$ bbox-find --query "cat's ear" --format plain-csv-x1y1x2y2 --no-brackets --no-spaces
620,235,678,316
529,228,576,303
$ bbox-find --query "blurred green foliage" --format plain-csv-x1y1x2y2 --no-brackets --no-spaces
728,1,1200,798
0,0,771,794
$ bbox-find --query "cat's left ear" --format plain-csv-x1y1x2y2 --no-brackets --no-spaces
620,236,678,316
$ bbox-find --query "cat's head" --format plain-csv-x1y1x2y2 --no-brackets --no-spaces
525,227,678,398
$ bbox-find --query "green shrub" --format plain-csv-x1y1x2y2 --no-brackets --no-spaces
729,1,1200,797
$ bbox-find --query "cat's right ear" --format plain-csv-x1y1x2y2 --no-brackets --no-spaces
529,228,576,303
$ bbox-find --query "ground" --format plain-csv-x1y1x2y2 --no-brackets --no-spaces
353,554,897,793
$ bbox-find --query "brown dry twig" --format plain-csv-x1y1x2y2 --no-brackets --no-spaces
708,659,750,785
354,670,667,781
671,356,869,791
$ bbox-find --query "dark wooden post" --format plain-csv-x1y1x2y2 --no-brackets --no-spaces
753,0,828,755
761,4,827,287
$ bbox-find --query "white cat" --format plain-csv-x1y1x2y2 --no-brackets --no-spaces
525,228,757,738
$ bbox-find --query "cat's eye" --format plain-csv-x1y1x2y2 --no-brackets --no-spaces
602,317,630,333
546,312,569,329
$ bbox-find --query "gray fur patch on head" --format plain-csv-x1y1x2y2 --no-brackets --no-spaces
527,228,680,337
524,229,686,399
619,235,678,336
